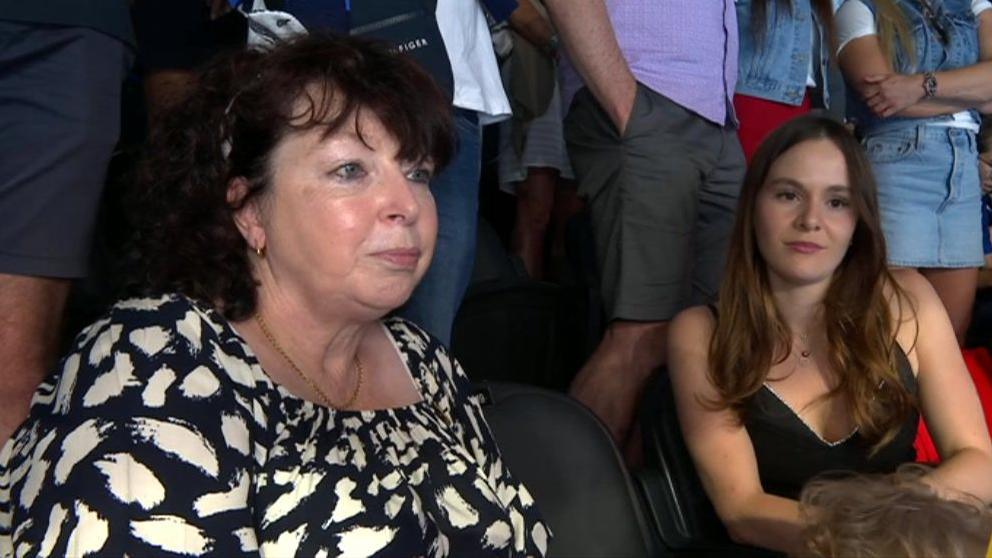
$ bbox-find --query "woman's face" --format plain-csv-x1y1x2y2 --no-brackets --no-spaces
238,109,437,319
754,138,858,290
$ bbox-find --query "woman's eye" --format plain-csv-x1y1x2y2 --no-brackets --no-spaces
828,197,851,209
406,167,433,184
332,162,366,181
776,190,799,201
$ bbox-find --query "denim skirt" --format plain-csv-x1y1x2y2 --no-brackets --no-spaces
863,125,983,268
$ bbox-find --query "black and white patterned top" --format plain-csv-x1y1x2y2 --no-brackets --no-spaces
0,294,549,557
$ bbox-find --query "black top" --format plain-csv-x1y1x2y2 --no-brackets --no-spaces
744,348,918,499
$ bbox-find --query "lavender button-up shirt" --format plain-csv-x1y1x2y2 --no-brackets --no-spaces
563,1,738,127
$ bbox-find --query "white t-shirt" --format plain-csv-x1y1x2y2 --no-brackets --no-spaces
436,0,512,124
240,1,511,124
835,0,991,129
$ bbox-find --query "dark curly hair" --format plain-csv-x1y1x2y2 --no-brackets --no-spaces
126,33,455,320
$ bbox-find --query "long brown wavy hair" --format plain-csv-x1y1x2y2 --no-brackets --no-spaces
873,0,918,69
707,116,916,453
749,0,837,56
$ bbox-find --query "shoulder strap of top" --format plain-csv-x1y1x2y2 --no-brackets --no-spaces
706,302,719,319
893,343,918,395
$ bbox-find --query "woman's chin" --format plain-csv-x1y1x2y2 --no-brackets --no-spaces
361,285,419,316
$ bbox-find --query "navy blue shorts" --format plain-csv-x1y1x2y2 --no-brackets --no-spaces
0,20,130,277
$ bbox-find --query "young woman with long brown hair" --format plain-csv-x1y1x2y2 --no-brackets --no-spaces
667,115,992,555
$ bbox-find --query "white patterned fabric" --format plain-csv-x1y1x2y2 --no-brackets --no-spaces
0,294,549,557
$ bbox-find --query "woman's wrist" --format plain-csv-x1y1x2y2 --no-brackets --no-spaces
921,72,938,99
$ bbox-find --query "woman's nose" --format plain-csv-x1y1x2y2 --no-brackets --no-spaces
795,201,821,231
382,169,422,224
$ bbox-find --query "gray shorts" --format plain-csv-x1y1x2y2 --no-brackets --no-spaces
0,20,130,278
564,83,744,321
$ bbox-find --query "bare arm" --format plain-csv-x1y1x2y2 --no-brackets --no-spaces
507,0,556,55
894,271,992,502
932,11,992,107
542,0,636,133
668,308,805,555
839,35,972,117
839,12,992,118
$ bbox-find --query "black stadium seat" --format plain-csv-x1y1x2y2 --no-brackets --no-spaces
637,371,780,557
478,381,662,558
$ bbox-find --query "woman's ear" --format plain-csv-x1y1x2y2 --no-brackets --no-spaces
227,177,266,253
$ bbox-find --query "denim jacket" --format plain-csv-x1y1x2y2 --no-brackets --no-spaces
848,0,980,133
735,0,831,107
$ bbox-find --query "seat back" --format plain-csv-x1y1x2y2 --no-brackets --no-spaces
478,382,661,558
451,217,591,389
452,279,562,386
637,371,780,557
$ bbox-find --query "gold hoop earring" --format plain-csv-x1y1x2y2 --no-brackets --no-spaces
255,245,266,258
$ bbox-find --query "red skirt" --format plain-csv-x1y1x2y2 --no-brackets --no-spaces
733,92,812,164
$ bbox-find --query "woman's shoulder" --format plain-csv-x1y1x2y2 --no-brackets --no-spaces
671,305,718,343
382,316,455,363
6,294,263,472
669,305,718,378
60,293,261,405
73,293,238,364
886,270,948,366
888,269,941,318
382,316,469,399
80,293,225,342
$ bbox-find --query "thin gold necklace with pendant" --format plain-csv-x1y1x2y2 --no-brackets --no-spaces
254,313,364,409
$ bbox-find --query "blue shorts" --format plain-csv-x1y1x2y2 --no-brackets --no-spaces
864,125,984,268
0,21,130,278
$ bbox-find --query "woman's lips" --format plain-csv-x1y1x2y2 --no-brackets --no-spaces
373,248,421,269
786,241,824,254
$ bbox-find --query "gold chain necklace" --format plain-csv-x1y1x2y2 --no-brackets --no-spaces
254,313,364,409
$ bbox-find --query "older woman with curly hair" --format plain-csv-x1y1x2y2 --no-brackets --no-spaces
0,35,549,557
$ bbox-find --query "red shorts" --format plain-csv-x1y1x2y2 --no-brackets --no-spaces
733,92,812,164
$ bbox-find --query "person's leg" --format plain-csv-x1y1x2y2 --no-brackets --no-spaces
693,127,746,306
0,23,128,443
569,320,669,445
398,108,482,346
915,129,984,345
921,267,978,345
548,178,584,281
564,85,709,446
0,275,70,442
511,167,559,279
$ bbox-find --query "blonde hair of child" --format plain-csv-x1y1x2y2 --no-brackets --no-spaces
799,464,992,558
